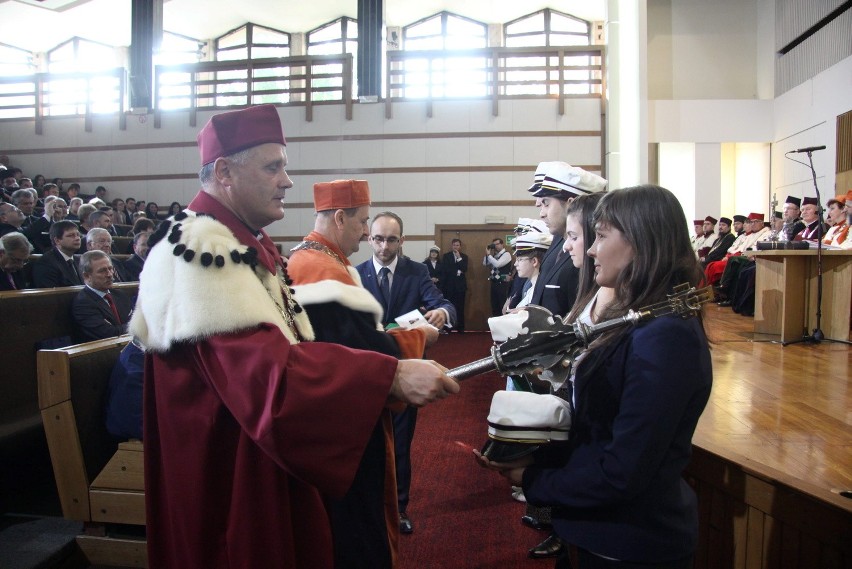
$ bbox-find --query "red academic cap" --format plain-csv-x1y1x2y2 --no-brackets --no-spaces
197,104,286,166
314,180,371,212
747,212,765,221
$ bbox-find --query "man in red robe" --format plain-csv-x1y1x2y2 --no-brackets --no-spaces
130,105,458,569
288,180,434,568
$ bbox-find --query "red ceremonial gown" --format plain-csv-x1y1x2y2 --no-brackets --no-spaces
131,191,398,568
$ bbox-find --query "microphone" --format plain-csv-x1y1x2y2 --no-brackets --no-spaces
787,145,826,154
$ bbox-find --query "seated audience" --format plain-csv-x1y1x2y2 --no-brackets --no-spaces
112,198,132,225
167,201,183,217
0,232,33,290
129,217,156,237
143,201,160,220
32,174,46,190
66,197,83,221
121,231,151,281
125,197,138,217
12,189,38,228
70,250,133,342
105,340,145,440
31,220,83,287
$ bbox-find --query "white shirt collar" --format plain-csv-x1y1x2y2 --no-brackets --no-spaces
372,255,399,275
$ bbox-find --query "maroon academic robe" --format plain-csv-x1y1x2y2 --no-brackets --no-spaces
135,191,399,568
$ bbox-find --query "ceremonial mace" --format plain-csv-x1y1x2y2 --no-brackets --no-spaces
446,284,714,383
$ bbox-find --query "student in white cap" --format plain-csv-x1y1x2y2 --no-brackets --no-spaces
527,161,607,318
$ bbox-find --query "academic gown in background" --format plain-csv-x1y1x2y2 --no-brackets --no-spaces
289,232,427,569
137,191,399,569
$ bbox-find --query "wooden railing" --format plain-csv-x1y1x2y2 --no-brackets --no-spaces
385,45,605,118
0,68,127,133
0,46,605,130
153,53,354,126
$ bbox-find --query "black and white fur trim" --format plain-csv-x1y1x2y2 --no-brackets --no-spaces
130,210,314,351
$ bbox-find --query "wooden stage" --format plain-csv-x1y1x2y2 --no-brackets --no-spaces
687,305,851,568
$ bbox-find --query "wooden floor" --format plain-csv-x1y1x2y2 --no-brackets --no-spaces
698,304,852,501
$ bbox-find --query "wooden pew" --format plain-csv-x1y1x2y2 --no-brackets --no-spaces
38,335,147,568
0,282,138,446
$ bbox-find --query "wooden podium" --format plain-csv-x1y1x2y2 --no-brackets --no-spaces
746,249,852,342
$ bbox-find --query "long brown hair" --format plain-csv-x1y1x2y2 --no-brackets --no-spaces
565,192,605,323
591,185,704,348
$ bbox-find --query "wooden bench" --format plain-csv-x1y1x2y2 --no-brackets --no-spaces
38,335,147,568
0,282,138,446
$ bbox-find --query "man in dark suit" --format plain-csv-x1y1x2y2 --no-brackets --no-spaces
528,161,607,319
71,250,133,342
356,211,456,536
121,230,151,281
440,238,468,332
31,220,83,288
0,231,33,290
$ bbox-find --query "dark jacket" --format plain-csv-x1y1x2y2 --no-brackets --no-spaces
530,235,579,317
524,315,712,563
70,286,133,342
356,256,456,327
31,248,83,288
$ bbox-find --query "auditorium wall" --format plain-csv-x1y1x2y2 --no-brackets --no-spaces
0,96,604,264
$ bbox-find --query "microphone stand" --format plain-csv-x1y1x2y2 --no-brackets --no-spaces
783,149,851,346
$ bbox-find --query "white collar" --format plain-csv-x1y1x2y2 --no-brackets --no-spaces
372,255,399,275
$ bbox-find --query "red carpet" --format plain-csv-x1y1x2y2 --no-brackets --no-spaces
398,332,551,569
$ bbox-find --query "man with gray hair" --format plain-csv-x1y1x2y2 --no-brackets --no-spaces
0,232,33,290
11,189,38,228
70,250,133,342
0,202,25,236
85,227,129,281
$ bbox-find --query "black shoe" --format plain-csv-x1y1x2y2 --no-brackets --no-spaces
528,533,564,559
718,300,732,307
399,512,413,534
520,515,552,531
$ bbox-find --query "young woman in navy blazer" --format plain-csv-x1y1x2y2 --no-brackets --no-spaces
478,185,712,569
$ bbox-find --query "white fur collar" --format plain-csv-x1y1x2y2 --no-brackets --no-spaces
293,276,384,330
129,211,314,352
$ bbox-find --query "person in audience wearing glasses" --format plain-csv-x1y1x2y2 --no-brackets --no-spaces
129,105,457,569
31,220,83,288
0,232,33,290
476,185,712,569
289,182,441,567
355,211,456,537
71,250,133,343
84,227,130,282
793,197,826,241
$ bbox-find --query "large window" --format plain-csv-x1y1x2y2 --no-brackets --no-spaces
399,12,488,98
155,31,206,110
46,38,121,115
307,17,358,101
0,44,36,119
503,9,596,96
214,24,291,107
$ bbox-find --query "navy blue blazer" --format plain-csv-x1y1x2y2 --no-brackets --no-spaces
71,286,133,342
523,315,712,563
355,255,456,327
529,235,579,317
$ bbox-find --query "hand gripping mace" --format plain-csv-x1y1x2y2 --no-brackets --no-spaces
446,284,714,384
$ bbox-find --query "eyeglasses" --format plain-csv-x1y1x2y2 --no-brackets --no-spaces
371,236,400,245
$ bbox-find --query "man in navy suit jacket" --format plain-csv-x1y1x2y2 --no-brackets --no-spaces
71,250,133,343
31,220,84,288
355,211,456,535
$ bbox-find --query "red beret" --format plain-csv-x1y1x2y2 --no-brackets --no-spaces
693,219,703,225
197,104,286,166
314,180,371,212
747,212,765,221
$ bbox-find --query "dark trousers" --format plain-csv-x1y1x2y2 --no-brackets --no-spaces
444,286,466,331
490,280,510,316
392,405,418,513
